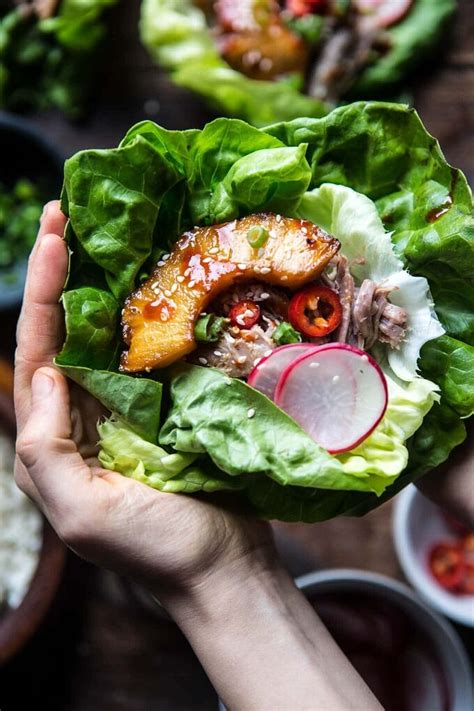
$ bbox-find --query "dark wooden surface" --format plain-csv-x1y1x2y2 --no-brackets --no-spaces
0,0,473,708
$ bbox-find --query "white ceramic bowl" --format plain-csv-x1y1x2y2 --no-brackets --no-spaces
393,485,474,628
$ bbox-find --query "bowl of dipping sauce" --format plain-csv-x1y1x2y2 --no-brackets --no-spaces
394,484,474,628
297,568,473,711
0,112,63,310
0,358,66,665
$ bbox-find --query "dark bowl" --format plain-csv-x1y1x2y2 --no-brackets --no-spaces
0,359,66,666
0,112,64,311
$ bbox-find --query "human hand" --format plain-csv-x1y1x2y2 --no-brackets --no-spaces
416,420,473,528
14,201,274,601
14,202,382,711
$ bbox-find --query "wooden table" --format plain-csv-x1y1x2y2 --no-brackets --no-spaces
0,1,473,708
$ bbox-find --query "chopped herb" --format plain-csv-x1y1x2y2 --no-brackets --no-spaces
194,313,228,343
273,321,302,345
247,225,270,249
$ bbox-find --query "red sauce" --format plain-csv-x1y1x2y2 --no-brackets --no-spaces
426,198,452,223
143,298,175,322
181,248,238,292
310,592,451,711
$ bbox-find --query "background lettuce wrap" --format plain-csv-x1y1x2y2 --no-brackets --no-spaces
139,0,455,126
57,101,473,522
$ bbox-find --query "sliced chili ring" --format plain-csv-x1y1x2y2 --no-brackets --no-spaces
288,285,342,338
286,0,327,17
229,300,261,329
428,542,465,592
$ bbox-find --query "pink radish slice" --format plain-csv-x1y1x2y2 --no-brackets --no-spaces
247,343,317,400
274,344,388,454
354,0,413,28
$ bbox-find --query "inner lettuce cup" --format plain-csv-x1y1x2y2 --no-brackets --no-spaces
56,101,473,523
139,0,456,126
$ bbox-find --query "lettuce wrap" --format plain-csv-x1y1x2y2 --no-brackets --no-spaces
57,101,473,522
139,0,455,126
0,0,118,116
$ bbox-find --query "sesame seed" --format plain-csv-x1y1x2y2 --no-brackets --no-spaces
184,267,192,276
231,326,240,335
151,281,160,289
310,362,320,368
281,275,289,281
202,257,212,263
264,349,273,357
171,284,178,293
260,267,271,274
162,253,170,261
259,57,273,72
247,408,256,419
260,292,270,299
160,313,168,322
332,375,340,383
237,355,247,364
177,275,185,283
208,247,219,255
164,289,172,297
301,227,308,235
276,214,282,222
198,357,208,365
253,357,262,367
188,280,196,288
238,263,247,270
157,261,165,267
214,350,223,356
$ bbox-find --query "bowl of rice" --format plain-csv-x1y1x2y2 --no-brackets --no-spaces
0,359,66,665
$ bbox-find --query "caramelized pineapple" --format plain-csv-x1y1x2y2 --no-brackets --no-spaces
120,214,339,373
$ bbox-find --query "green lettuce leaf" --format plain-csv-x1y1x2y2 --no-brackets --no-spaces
98,418,243,493
349,0,456,97
62,137,183,300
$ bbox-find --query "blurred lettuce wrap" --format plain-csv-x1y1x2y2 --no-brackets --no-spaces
57,101,473,522
139,0,455,126
0,0,118,116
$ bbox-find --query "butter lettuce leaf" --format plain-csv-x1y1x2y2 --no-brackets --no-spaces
297,184,445,380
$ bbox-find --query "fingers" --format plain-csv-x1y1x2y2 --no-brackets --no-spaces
16,368,92,520
15,202,68,431
37,200,67,240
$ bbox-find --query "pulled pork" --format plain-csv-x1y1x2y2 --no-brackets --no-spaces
323,258,408,350
190,282,289,378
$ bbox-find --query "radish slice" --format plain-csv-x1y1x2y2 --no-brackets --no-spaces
274,344,388,453
247,343,317,400
354,0,413,28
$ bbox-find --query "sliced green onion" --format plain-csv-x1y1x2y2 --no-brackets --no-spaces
194,313,228,343
247,225,270,249
273,321,302,346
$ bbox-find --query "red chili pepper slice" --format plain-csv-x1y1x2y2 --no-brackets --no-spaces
428,542,465,591
460,563,474,595
287,0,327,17
288,285,342,338
229,300,261,329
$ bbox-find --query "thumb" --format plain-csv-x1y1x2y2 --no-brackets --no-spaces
16,367,90,500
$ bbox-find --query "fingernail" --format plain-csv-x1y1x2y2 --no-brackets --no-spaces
32,370,54,400
40,202,52,222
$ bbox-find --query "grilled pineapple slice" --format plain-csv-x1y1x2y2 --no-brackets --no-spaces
120,213,339,372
